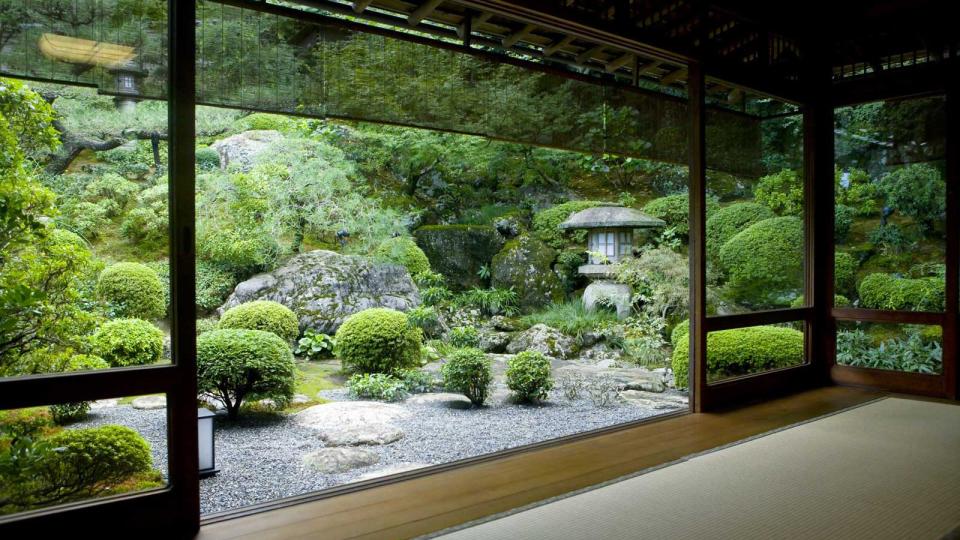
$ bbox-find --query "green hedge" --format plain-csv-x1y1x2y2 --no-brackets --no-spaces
643,194,718,238
218,300,300,342
718,216,803,307
91,319,164,367
670,319,689,348
96,262,166,320
705,202,774,258
672,325,805,389
334,308,423,374
858,273,945,312
532,200,603,250
197,328,296,419
834,251,858,298
374,236,431,275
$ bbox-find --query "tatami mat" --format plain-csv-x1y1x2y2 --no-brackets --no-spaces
433,398,960,540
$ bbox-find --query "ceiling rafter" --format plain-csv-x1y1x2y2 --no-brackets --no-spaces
408,0,445,26
502,23,537,48
352,0,374,14
543,35,575,56
605,52,634,73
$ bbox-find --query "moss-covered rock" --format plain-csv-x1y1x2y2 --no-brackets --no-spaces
414,225,505,290
490,235,563,310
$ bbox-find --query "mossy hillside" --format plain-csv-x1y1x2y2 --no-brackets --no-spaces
414,225,505,290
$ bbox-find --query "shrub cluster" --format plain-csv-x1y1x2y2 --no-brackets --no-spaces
506,351,554,403
91,319,164,367
754,169,802,216
374,236,431,275
532,200,603,249
197,328,296,419
718,216,803,307
705,202,774,258
834,204,854,243
49,355,110,424
96,262,166,320
218,300,300,342
672,325,804,389
334,308,423,374
643,194,718,238
406,305,443,339
448,326,480,348
150,259,237,315
857,273,944,312
834,251,859,297
441,348,492,406
346,373,409,402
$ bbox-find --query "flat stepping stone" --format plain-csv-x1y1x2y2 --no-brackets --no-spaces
357,462,431,481
302,448,379,474
619,390,689,410
405,393,473,409
131,395,166,410
90,398,119,410
295,402,410,446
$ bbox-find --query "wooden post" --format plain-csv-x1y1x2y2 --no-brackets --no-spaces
688,61,707,412
168,0,200,533
944,60,959,400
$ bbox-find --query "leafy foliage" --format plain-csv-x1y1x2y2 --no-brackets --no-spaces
346,373,408,402
295,329,335,360
672,325,804,389
879,163,945,230
96,262,166,320
705,202,775,258
520,301,618,339
857,273,944,312
754,169,802,216
48,355,109,425
834,251,859,298
91,319,164,368
441,348,492,406
197,329,296,419
837,329,941,374
834,204,854,243
452,287,519,316
448,326,481,349
532,200,603,249
334,308,423,374
406,305,443,339
613,247,689,322
218,300,300,342
718,216,803,307
506,351,554,403
642,194,718,239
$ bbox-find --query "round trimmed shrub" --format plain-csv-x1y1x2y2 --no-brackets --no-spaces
38,425,153,494
96,262,166,320
441,347,492,406
532,200,604,249
718,216,803,307
195,146,220,170
197,329,296,419
449,326,480,348
705,202,774,258
643,194,719,239
91,319,164,367
334,308,423,374
834,251,858,297
754,169,802,216
218,300,300,342
857,273,944,312
670,319,690,348
672,326,805,389
374,236,431,275
506,351,554,403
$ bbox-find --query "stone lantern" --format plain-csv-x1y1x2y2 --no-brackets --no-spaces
560,205,665,319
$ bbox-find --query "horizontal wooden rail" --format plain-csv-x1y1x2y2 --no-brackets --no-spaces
831,365,945,397
0,365,177,409
831,308,944,326
706,307,811,331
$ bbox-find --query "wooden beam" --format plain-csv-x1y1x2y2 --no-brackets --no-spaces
688,60,707,412
636,60,662,76
575,44,605,64
660,67,688,85
472,11,492,27
502,23,536,48
543,35,574,57
605,52,633,73
352,0,373,14
408,0,444,26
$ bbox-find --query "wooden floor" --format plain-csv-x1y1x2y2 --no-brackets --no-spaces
197,386,882,540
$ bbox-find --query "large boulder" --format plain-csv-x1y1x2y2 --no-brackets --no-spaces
209,130,282,171
295,401,410,446
414,225,505,290
507,324,576,359
490,235,563,310
219,250,420,334
582,281,633,320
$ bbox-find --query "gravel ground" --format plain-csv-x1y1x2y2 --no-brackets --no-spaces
74,390,687,515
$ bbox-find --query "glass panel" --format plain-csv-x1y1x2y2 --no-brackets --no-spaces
2,31,172,378
836,322,942,374
705,87,804,314
702,323,807,384
0,394,169,516
834,96,946,312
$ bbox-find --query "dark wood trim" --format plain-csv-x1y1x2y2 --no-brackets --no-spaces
167,0,201,534
0,488,181,534
0,366,177,409
706,308,811,331
945,66,959,400
831,365,945,397
197,386,882,540
703,364,823,407
688,61,707,413
831,61,950,107
831,308,945,326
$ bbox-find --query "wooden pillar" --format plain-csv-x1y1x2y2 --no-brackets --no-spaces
804,49,835,385
168,0,200,532
944,61,959,400
688,61,708,412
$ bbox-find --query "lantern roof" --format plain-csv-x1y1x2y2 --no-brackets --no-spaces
560,206,666,230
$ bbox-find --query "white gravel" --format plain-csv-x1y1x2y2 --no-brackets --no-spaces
73,390,687,515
